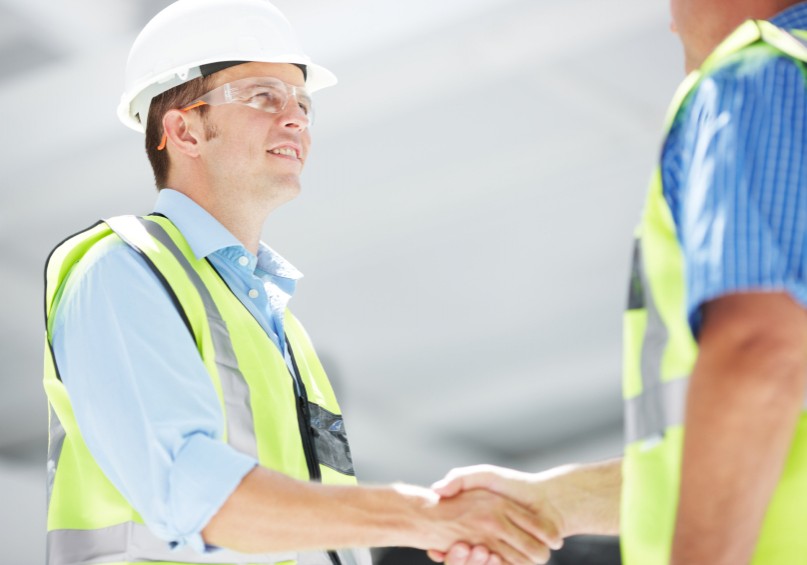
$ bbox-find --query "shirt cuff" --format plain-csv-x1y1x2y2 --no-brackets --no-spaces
162,433,258,553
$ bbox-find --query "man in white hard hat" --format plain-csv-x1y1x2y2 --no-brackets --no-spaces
429,1,807,565
42,1,560,565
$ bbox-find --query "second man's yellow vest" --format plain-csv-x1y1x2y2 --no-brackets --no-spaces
620,20,807,565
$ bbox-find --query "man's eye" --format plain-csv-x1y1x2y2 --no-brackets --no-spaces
297,96,313,115
249,89,281,106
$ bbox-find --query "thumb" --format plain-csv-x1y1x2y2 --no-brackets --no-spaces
431,475,465,498
431,465,500,497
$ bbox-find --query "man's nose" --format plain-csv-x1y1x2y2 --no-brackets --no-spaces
281,101,310,130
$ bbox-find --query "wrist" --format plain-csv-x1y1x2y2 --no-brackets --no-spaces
537,460,621,537
366,483,441,549
532,466,575,537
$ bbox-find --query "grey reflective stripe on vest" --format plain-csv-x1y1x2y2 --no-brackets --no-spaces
46,523,372,565
106,215,259,460
47,523,370,565
624,378,689,445
624,372,807,445
47,523,299,565
46,404,66,509
134,216,356,478
624,239,807,445
624,238,669,443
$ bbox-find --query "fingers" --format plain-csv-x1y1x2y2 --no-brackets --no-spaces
472,545,497,565
483,535,549,565
445,543,472,564
426,479,562,565
471,492,555,564
461,492,553,564
427,543,478,565
433,544,530,565
465,545,492,565
492,498,556,563
431,464,564,557
505,495,563,551
441,544,499,565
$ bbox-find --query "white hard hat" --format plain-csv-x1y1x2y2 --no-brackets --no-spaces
117,0,337,132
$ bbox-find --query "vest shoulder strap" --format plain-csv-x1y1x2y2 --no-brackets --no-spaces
104,215,199,341
44,221,110,333
704,20,807,71
663,20,807,133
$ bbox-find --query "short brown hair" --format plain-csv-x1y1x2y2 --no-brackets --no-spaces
144,75,215,189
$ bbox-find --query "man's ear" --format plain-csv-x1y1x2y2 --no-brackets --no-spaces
162,109,202,157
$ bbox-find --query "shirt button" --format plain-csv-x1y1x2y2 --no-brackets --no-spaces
238,256,249,267
248,289,259,299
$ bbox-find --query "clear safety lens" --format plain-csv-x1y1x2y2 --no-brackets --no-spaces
157,76,313,150
195,76,313,124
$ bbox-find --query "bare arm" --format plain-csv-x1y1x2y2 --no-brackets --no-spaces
202,465,560,565
671,292,807,565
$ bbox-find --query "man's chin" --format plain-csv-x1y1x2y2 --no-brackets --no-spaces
263,178,302,204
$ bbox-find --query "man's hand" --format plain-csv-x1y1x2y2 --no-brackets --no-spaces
426,460,622,564
433,465,559,517
425,465,564,565
418,485,562,565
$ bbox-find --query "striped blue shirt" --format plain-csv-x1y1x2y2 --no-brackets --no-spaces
661,2,807,335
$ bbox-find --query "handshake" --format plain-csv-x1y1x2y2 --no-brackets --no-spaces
412,465,567,565
203,458,620,561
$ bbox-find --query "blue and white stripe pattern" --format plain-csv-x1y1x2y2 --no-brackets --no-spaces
661,2,807,335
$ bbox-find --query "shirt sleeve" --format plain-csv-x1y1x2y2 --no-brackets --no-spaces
674,53,807,336
50,237,257,553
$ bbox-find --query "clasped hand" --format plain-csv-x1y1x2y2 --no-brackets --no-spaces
424,465,564,565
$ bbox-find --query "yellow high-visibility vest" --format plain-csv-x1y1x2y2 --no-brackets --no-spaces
44,215,370,565
621,20,807,565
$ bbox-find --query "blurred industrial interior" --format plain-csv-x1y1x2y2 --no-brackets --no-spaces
0,0,683,562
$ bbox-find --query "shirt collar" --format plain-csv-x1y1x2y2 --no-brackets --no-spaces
255,242,303,280
152,189,302,281
771,1,807,29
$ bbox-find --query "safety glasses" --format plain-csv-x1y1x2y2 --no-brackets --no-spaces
157,76,313,150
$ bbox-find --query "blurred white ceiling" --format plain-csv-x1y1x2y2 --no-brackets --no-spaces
0,0,684,562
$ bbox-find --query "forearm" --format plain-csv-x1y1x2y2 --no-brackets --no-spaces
671,295,807,564
539,458,622,537
203,466,441,552
202,465,554,561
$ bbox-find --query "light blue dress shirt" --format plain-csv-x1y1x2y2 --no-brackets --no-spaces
51,189,303,552
661,2,807,335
